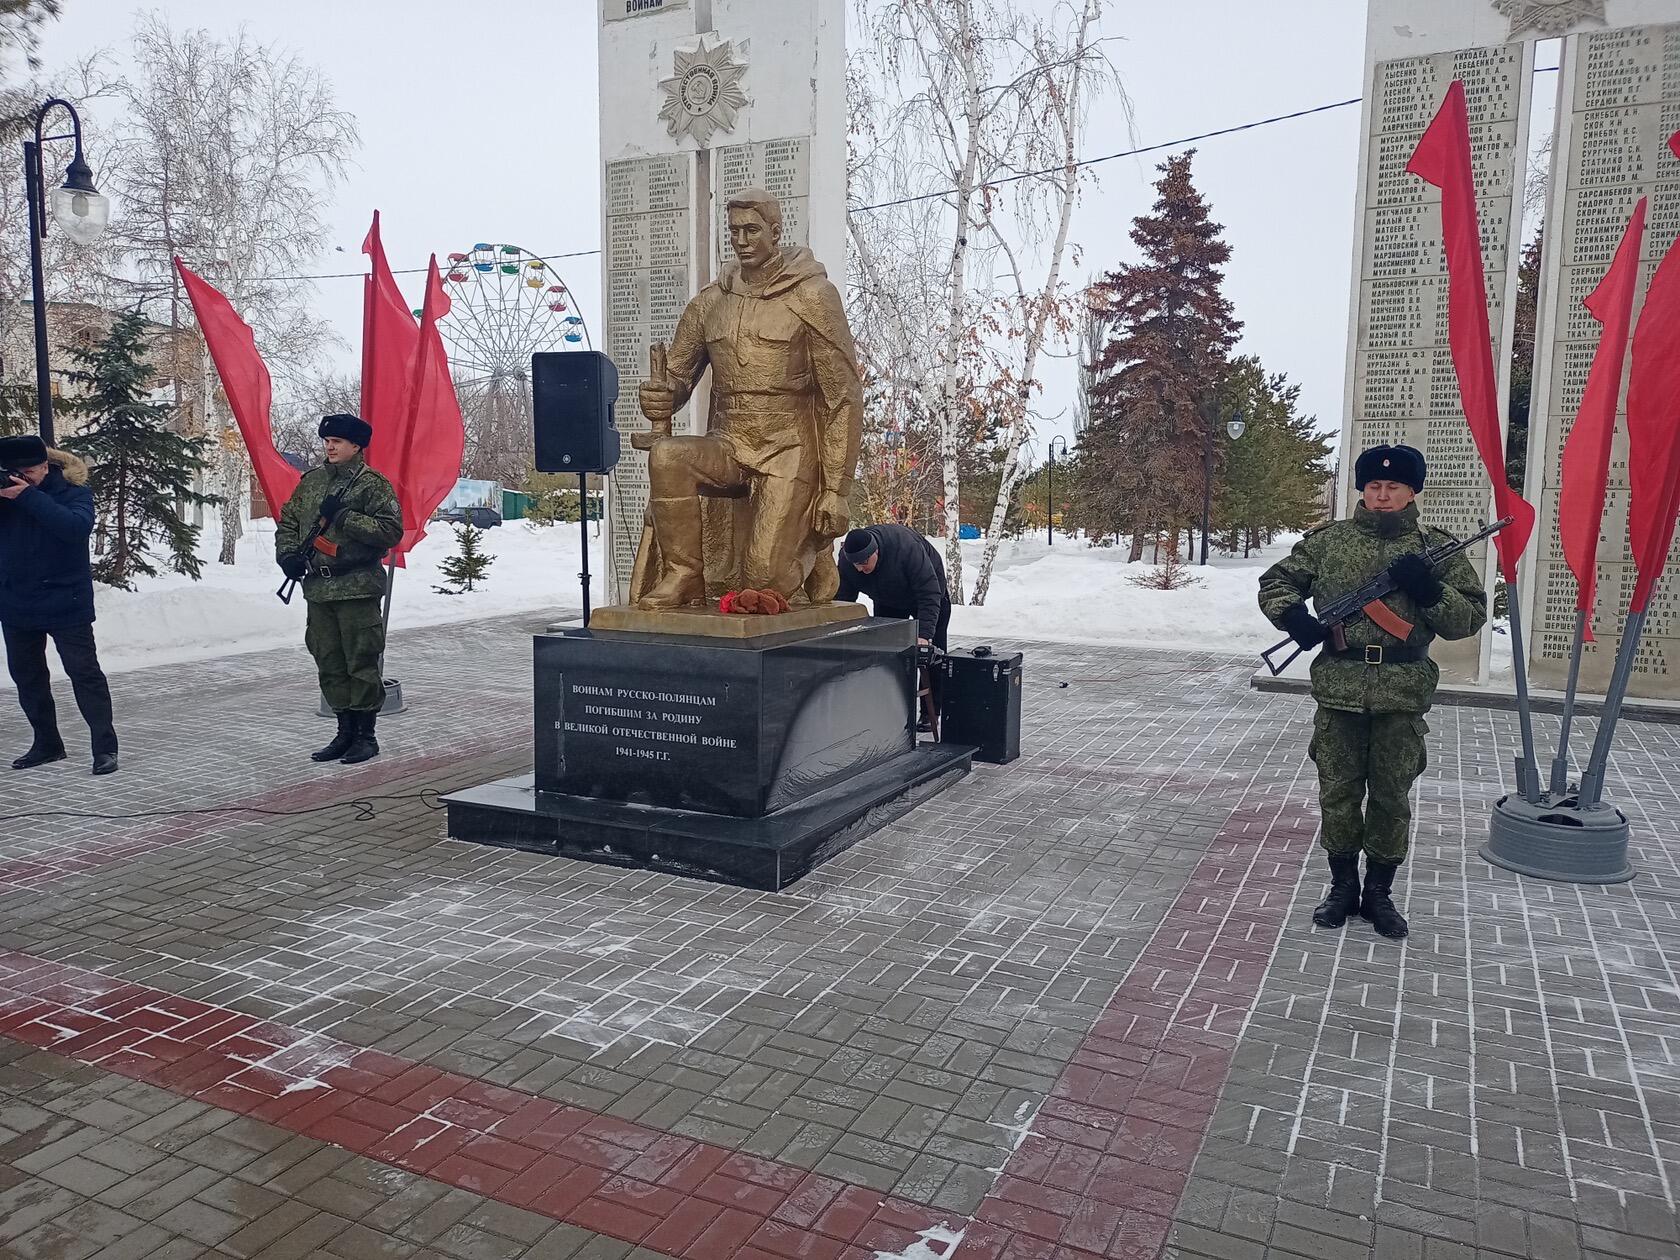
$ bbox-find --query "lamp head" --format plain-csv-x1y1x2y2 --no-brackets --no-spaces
1227,412,1246,440
50,150,109,247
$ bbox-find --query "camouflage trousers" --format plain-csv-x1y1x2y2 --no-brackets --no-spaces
1308,705,1429,865
305,597,385,713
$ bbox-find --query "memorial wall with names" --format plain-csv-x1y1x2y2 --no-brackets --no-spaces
1347,40,1532,683
1525,21,1680,696
713,137,811,258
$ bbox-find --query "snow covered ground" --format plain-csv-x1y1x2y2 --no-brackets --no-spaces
944,534,1288,658
78,518,604,676
1,520,1296,679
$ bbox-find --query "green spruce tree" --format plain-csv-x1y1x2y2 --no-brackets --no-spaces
60,312,218,590
1215,357,1334,556
434,522,493,594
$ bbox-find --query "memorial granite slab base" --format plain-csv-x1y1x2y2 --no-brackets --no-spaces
443,616,974,889
444,747,971,890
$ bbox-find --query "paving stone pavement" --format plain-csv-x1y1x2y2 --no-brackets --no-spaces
0,609,1676,1258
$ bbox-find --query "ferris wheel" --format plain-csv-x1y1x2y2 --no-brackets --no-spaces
431,242,593,479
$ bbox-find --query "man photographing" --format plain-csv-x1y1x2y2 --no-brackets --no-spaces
838,524,952,730
1258,443,1485,940
276,414,403,766
0,434,118,775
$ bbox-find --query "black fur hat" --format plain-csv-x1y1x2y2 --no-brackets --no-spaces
1355,443,1426,492
319,413,372,448
0,434,49,470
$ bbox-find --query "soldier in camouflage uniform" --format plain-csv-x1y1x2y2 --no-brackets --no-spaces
1258,444,1486,940
276,414,404,765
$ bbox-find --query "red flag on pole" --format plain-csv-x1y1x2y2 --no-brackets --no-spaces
173,258,300,518
1559,198,1647,639
360,210,420,459
1625,134,1680,614
390,257,465,558
1406,80,1537,582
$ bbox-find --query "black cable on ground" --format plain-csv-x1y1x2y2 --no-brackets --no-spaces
18,788,450,825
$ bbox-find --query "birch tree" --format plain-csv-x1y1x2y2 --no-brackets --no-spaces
848,0,1118,604
104,15,357,563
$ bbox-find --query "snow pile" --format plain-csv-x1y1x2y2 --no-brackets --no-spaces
81,518,601,675
944,535,1289,656
873,1224,966,1260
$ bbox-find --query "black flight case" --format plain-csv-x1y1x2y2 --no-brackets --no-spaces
938,647,1023,764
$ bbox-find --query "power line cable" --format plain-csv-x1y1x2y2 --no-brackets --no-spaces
260,65,1566,285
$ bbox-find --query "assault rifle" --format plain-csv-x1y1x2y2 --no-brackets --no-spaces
275,512,328,606
1260,516,1512,677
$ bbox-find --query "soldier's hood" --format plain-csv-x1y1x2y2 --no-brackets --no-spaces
719,247,828,299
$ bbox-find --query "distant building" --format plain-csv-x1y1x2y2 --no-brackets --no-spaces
0,301,207,442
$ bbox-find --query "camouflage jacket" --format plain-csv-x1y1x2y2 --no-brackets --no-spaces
275,455,403,603
1258,503,1487,715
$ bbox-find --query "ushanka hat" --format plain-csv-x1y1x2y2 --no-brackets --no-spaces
0,433,49,470
319,413,373,448
1355,443,1426,492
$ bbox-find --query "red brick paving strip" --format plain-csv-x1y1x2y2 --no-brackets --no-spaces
952,792,1318,1260
0,951,957,1259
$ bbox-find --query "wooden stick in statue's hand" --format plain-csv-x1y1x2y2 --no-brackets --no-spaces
631,343,674,452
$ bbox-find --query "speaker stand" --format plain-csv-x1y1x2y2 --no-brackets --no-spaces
578,471,592,627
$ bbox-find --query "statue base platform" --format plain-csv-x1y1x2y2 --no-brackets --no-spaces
1480,790,1634,885
584,601,866,638
443,616,971,889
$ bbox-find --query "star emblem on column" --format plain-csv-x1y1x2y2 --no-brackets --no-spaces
1491,0,1608,38
658,36,749,147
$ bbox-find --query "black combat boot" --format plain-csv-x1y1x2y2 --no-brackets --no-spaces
1311,852,1362,929
312,712,355,763
1359,861,1409,940
340,710,380,765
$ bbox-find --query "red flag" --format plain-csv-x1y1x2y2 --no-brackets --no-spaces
389,257,465,558
1559,198,1647,639
173,258,301,518
1625,134,1680,614
1407,80,1537,583
360,210,420,459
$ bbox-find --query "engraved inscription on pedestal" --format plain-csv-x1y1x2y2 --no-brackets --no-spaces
604,154,694,595
1528,22,1680,699
1349,43,1528,684
606,0,690,19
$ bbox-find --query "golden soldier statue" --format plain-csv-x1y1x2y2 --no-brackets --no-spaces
629,187,863,611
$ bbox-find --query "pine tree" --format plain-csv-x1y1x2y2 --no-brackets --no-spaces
1081,151,1242,560
1506,231,1543,494
1215,357,1335,556
434,522,493,594
59,312,218,590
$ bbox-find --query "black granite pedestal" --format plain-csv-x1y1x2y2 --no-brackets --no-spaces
443,616,972,889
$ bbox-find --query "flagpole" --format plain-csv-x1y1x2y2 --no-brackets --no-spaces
1548,609,1589,797
378,557,397,675
1579,609,1645,809
1505,578,1543,802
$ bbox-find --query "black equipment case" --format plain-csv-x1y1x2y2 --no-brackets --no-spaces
938,647,1022,764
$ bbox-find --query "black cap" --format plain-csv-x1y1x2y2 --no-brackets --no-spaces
1355,443,1426,492
842,528,878,564
319,413,373,448
0,434,49,470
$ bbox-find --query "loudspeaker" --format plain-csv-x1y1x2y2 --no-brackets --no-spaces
533,351,622,474
938,648,1023,764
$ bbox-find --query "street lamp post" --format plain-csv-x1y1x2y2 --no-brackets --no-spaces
1046,435,1067,546
1199,395,1245,566
23,98,111,446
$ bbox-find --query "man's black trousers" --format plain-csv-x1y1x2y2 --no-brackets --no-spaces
3,623,117,757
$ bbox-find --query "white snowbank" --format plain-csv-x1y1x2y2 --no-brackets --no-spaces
78,518,602,675
942,535,1289,656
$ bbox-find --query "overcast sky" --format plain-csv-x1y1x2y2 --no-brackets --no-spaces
34,0,1381,450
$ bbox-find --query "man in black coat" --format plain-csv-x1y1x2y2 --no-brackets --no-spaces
0,434,118,774
838,525,952,732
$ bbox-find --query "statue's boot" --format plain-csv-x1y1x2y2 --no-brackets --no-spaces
639,496,706,609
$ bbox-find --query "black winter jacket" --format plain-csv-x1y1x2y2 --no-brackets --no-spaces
0,449,96,632
837,524,949,640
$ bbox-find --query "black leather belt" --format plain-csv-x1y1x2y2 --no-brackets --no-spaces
1324,644,1428,665
310,560,380,580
